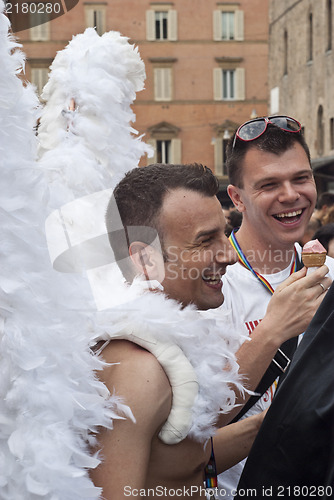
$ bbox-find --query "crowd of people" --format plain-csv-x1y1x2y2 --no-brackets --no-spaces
310,192,334,258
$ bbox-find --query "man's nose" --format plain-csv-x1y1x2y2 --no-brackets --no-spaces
278,182,301,203
215,242,238,265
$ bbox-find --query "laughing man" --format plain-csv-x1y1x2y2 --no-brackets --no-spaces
218,116,334,497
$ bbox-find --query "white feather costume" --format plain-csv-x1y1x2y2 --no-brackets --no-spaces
92,279,245,444
0,10,139,500
0,6,245,499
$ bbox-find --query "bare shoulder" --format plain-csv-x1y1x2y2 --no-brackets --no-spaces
98,339,172,430
100,339,170,387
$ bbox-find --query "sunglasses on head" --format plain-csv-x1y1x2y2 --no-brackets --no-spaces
232,115,302,149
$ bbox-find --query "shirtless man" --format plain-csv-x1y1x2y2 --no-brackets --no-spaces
90,163,330,499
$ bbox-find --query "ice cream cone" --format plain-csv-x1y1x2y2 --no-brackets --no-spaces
301,252,326,268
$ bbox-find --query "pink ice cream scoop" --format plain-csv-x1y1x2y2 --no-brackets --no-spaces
302,239,327,267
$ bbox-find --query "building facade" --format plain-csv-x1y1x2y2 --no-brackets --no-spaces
269,0,334,192
10,0,269,195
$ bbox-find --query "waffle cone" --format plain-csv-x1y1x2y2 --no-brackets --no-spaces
301,252,326,268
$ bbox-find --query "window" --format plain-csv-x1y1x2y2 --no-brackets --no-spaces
213,138,229,176
146,7,177,41
150,57,176,101
148,138,181,163
31,67,49,96
157,140,171,162
213,67,245,101
317,105,324,155
308,13,313,61
155,11,168,40
147,122,181,164
213,8,244,41
85,4,106,36
327,0,332,51
330,118,334,150
222,12,234,40
284,30,288,75
154,67,172,101
213,121,237,177
30,6,50,41
223,70,234,99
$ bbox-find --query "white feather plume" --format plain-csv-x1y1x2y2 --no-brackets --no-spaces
93,281,246,443
37,27,152,206
0,8,141,499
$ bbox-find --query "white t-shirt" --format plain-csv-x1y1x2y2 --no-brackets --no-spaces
217,245,334,499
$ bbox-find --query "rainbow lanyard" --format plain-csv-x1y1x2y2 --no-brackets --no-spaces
228,229,298,295
204,438,218,491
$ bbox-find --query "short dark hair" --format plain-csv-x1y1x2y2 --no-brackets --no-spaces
316,192,334,209
313,223,334,252
106,163,219,281
226,123,311,188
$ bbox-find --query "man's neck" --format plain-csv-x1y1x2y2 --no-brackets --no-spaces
233,226,295,275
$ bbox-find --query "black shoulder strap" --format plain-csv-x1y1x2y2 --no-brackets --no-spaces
231,252,303,423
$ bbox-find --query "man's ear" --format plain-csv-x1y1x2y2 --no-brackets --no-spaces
227,184,246,213
129,241,162,281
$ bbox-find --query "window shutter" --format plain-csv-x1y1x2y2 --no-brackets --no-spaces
147,139,157,163
270,86,280,115
154,68,162,100
235,10,244,41
168,10,178,41
171,138,181,163
214,138,223,176
154,68,172,101
165,68,172,100
40,20,49,41
85,7,94,28
213,10,222,41
235,67,245,100
146,10,155,40
213,68,223,100
31,68,49,95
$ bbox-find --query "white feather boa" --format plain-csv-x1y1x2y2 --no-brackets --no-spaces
93,279,246,444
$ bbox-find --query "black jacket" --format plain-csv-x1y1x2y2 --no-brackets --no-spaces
236,283,334,499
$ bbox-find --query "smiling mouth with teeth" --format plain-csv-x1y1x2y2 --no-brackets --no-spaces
273,209,303,223
202,275,222,285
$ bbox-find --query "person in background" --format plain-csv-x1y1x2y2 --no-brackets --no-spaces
299,216,321,246
322,205,334,226
221,204,234,227
312,191,334,226
313,223,334,258
224,209,243,237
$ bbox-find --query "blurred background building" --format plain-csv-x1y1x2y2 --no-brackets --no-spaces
8,0,334,197
269,0,334,194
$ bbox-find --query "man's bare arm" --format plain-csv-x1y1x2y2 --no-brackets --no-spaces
213,410,267,474
90,340,172,499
